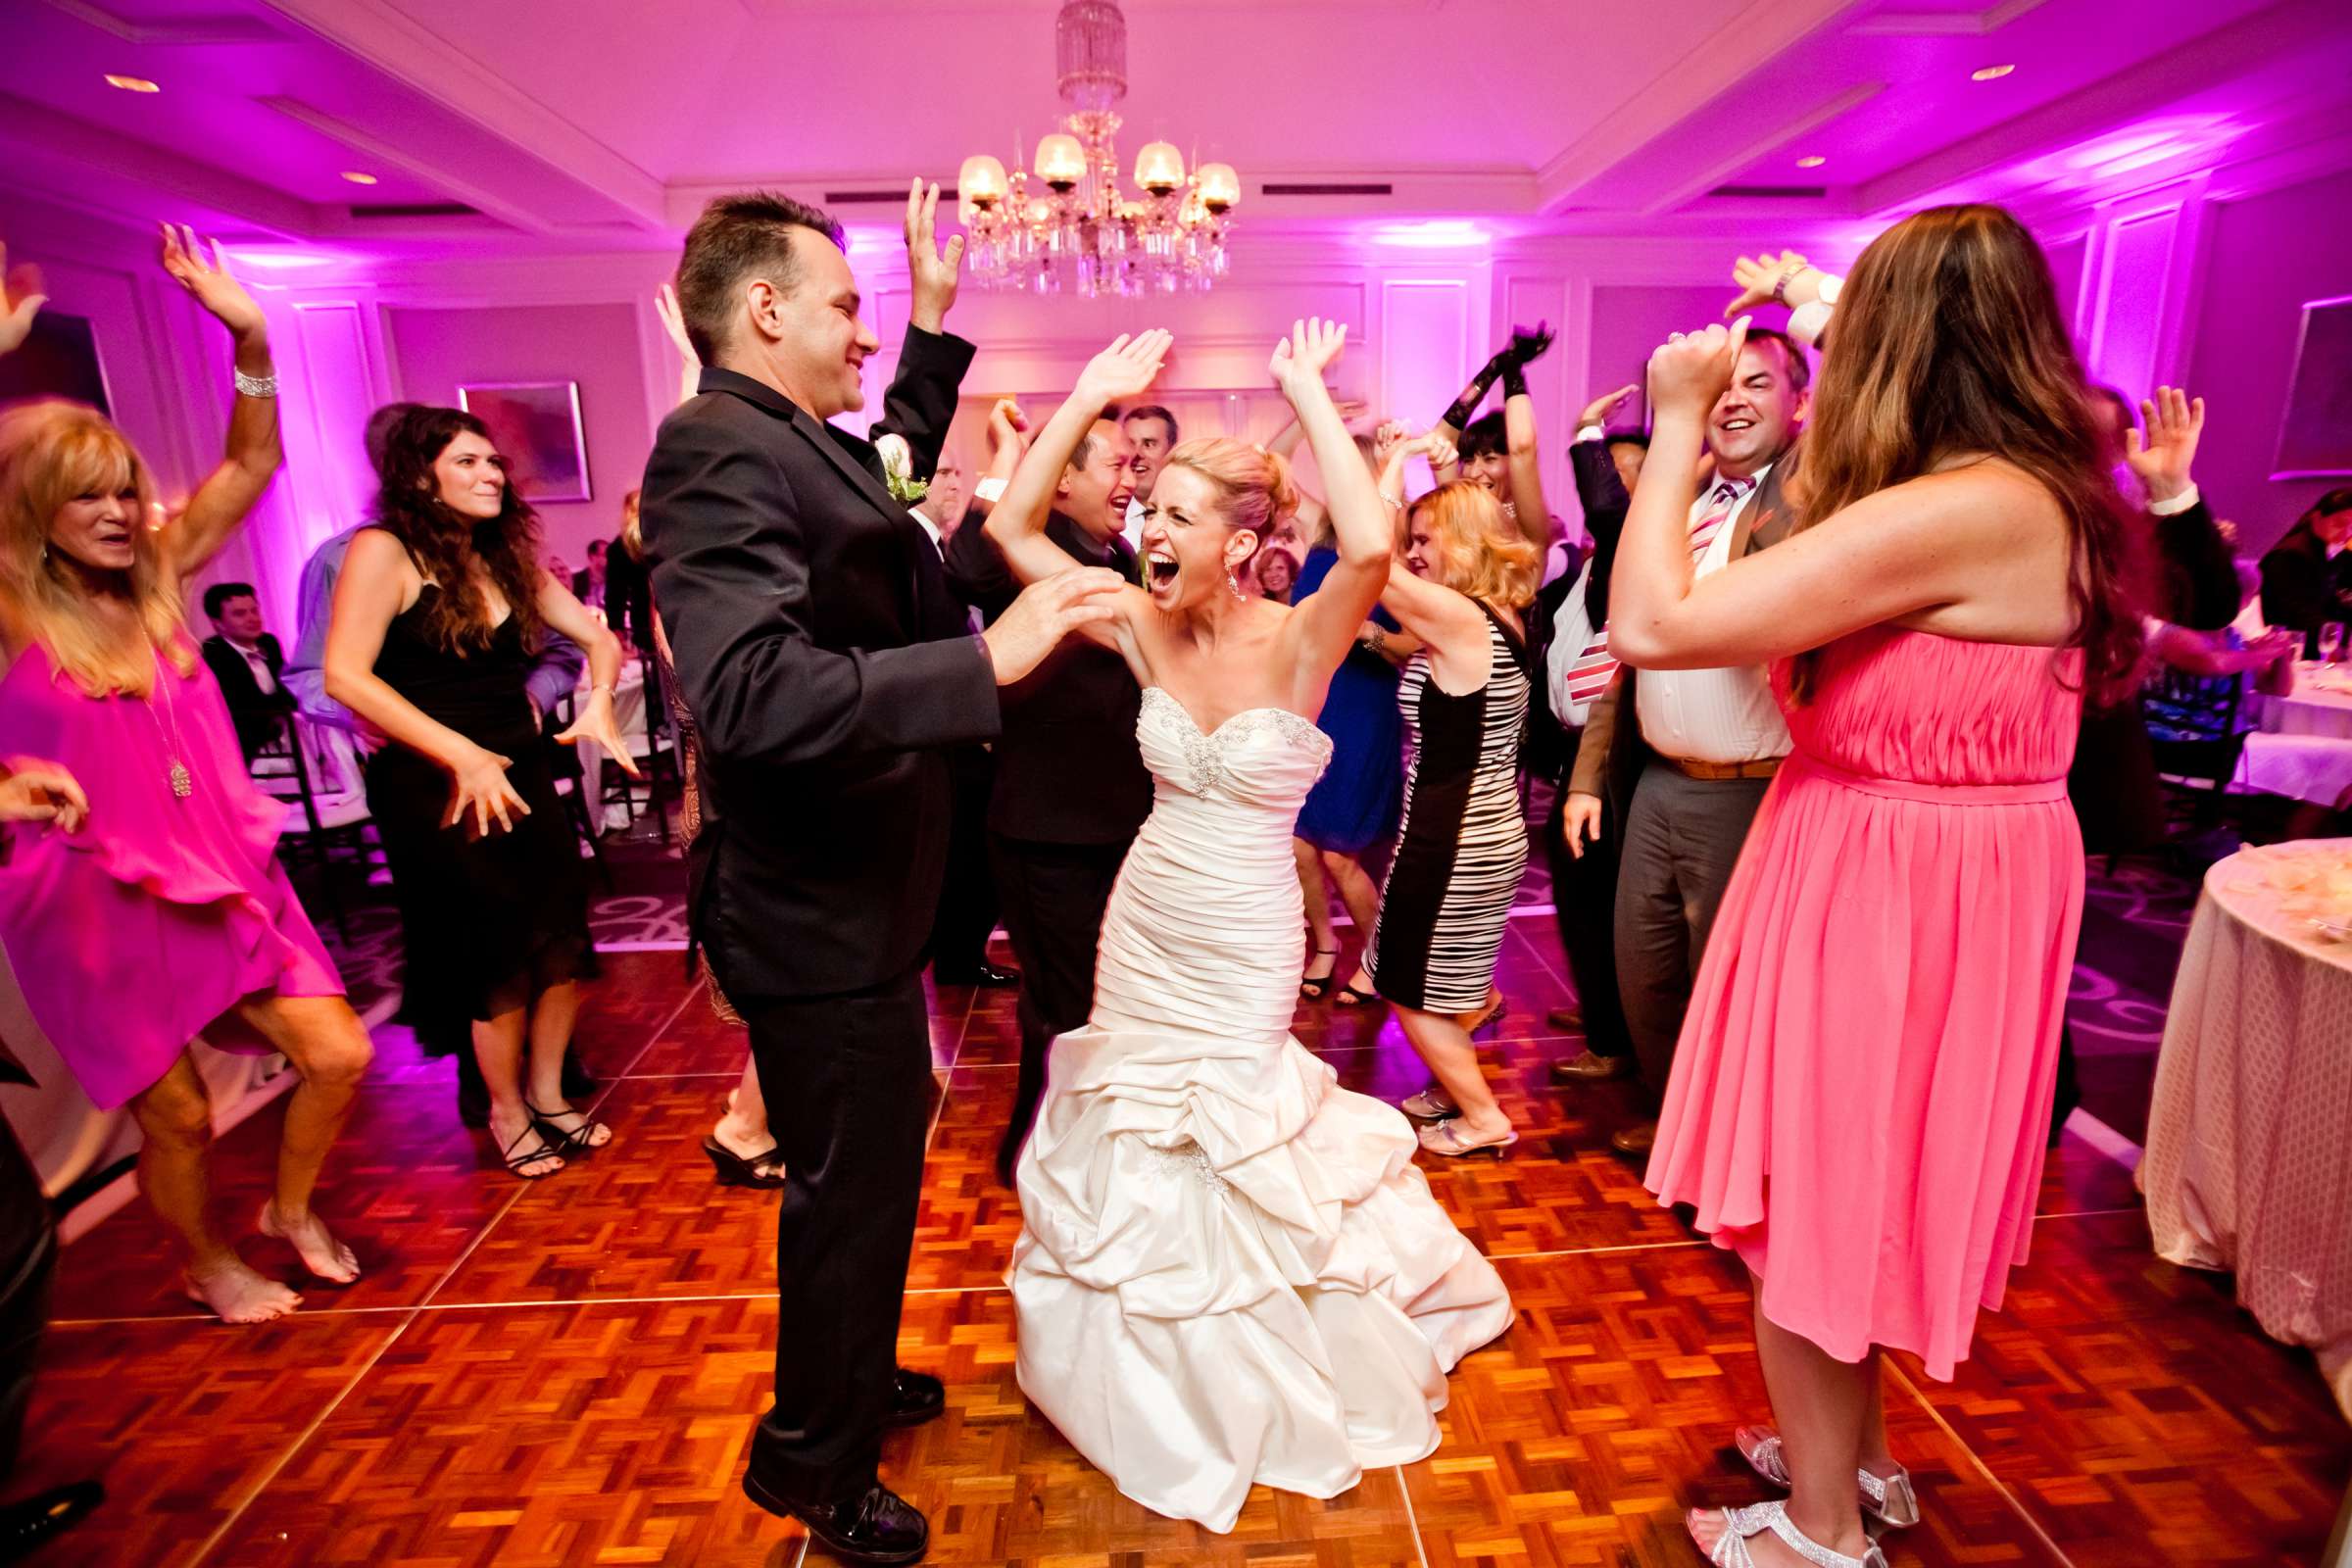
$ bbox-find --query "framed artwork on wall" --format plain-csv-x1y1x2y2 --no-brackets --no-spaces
2272,295,2352,479
457,380,591,501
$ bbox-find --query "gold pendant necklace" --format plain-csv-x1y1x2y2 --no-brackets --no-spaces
145,650,195,800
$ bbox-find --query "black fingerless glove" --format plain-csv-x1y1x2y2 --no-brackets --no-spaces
1442,352,1506,431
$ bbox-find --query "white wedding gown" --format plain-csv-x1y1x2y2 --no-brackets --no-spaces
1010,686,1516,1533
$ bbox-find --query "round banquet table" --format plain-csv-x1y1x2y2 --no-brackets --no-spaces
2139,838,2352,1421
2259,662,2352,740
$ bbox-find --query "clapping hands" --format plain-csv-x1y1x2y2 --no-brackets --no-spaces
0,241,46,358
1075,330,1173,411
1649,317,1750,423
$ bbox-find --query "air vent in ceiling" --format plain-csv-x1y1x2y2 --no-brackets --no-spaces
1707,184,1828,200
825,188,932,205
348,202,480,220
1260,182,1394,197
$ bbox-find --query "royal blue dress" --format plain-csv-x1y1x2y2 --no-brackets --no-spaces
1293,547,1404,854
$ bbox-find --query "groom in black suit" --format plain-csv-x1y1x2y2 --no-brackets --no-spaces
640,183,1121,1564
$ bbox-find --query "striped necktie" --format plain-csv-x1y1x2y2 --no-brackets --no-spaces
1688,477,1753,560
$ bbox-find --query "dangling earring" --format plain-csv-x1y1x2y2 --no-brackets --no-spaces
1226,564,1246,600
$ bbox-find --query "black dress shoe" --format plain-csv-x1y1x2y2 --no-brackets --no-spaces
0,1479,103,1563
740,1476,927,1565
883,1367,945,1428
935,961,1020,988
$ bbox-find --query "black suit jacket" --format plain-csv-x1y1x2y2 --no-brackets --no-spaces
200,633,295,759
942,511,1152,845
1526,438,1633,782
640,326,998,999
2260,522,2352,655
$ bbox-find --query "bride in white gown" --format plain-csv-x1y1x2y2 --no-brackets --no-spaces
982,321,1515,1532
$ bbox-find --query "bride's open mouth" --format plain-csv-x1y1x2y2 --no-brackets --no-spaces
1146,550,1179,594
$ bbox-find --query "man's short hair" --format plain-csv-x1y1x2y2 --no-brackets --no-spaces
1073,416,1124,471
203,581,257,619
674,192,847,364
1124,405,1178,443
1743,326,1812,395
364,401,422,478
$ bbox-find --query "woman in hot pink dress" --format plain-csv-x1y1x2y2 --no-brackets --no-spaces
1606,207,2141,1568
0,227,372,1324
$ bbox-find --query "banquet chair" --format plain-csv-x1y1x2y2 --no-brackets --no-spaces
594,649,678,847
248,713,374,945
543,693,615,892
2140,666,2250,837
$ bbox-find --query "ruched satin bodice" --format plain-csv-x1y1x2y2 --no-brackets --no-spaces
1780,626,2082,787
1010,684,1512,1533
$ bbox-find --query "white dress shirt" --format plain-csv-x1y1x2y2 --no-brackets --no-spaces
1633,466,1794,764
1122,496,1148,552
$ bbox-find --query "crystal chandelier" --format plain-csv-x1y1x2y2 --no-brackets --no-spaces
956,0,1239,298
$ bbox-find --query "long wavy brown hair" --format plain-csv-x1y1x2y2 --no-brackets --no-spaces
370,407,545,655
0,400,194,697
1788,203,2141,704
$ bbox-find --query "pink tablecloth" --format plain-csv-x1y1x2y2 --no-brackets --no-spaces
2140,839,2352,1421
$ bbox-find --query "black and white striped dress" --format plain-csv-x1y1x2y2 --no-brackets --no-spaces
1364,604,1532,1012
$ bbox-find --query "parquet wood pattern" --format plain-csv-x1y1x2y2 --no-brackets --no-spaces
24,914,2348,1568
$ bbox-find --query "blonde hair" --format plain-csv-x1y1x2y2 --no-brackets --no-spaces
1158,437,1298,556
1410,480,1539,610
0,400,193,697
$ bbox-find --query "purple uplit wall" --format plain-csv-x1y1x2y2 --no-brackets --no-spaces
2183,167,2352,546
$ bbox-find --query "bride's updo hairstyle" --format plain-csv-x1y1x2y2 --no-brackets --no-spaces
1157,437,1298,559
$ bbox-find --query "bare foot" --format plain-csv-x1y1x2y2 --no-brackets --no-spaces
184,1256,302,1324
258,1200,361,1286
1687,1504,1873,1567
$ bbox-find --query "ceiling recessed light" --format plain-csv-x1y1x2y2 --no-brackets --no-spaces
1795,155,1827,169
104,74,160,93
340,171,379,185
1972,63,2016,81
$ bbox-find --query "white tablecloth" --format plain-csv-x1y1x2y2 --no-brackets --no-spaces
2140,839,2352,1421
2244,665,2352,809
574,659,651,833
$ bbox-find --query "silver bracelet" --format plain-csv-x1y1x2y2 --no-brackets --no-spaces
233,368,279,399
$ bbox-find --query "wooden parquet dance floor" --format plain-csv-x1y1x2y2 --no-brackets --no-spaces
24,926,2349,1566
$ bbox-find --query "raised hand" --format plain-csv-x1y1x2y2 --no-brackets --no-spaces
0,242,47,358
654,281,696,362
1371,417,1409,468
1725,249,1815,318
906,178,966,332
1074,329,1173,411
159,222,265,345
1269,318,1347,394
1406,429,1458,470
555,691,642,778
2125,385,2205,504
980,566,1127,685
1506,319,1555,366
1649,318,1749,423
986,396,1030,464
0,756,88,832
1578,382,1640,429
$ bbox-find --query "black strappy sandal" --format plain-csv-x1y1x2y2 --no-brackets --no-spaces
1298,946,1342,1001
502,1123,565,1181
525,1102,611,1157
1332,969,1379,1007
704,1136,786,1189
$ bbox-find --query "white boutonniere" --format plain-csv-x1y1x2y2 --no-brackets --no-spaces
876,433,930,507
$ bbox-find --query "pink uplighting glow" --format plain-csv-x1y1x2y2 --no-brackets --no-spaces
1368,220,1491,248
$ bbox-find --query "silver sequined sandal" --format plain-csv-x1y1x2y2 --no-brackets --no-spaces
1690,1500,1888,1568
1735,1425,1921,1529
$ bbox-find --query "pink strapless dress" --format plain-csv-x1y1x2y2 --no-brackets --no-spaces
1644,627,2084,1382
0,644,343,1109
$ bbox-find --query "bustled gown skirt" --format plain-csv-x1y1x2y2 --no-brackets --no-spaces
1010,687,1515,1533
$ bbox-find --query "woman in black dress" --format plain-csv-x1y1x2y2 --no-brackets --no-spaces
326,407,634,1179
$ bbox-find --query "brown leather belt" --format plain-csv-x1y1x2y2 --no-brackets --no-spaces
1660,755,1782,782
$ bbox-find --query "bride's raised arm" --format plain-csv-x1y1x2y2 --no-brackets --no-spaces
984,330,1171,596
1274,319,1390,689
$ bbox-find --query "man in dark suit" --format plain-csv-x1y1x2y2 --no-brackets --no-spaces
947,397,1153,1188
1566,329,1807,1159
640,184,1119,1565
199,581,296,760
2260,486,2352,657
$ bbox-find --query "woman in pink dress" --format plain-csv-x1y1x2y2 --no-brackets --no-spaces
0,227,372,1324
1606,206,2141,1568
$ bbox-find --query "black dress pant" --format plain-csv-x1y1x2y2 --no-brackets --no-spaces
0,1124,54,1485
1541,770,1634,1060
988,834,1131,1175
738,966,933,1502
928,747,1002,977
